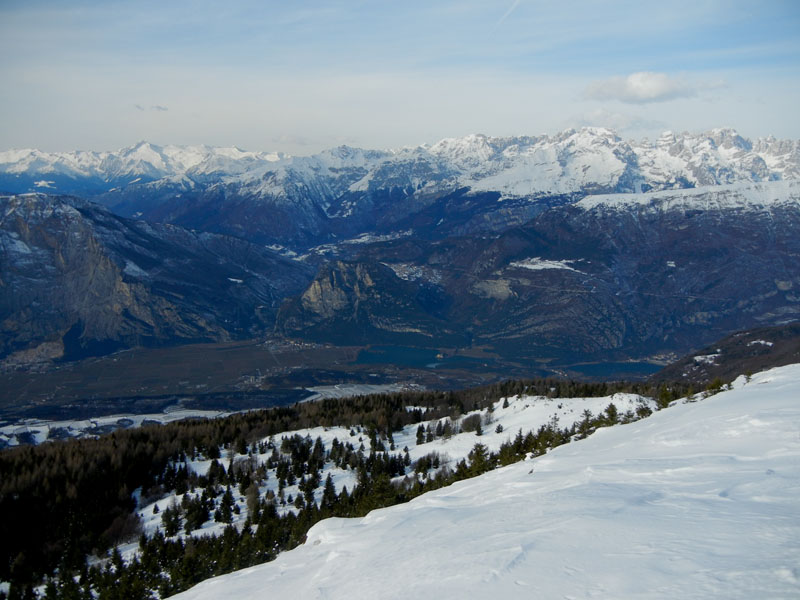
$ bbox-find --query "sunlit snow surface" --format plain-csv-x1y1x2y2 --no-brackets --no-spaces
576,180,800,212
172,365,800,600
128,393,652,547
510,257,584,273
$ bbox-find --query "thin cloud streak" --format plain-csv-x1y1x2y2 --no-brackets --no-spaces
495,0,521,28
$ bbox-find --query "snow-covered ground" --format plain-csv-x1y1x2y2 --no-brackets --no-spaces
171,365,800,600
125,392,652,561
0,408,237,448
300,382,424,403
576,179,800,212
397,392,651,464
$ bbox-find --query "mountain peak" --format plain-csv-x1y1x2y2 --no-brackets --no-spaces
705,127,752,151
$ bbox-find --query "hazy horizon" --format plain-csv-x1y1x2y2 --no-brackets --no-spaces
2,126,797,160
2,0,798,155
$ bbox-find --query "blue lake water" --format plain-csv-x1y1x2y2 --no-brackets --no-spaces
355,346,486,369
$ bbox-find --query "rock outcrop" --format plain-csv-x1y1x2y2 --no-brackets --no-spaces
0,194,313,366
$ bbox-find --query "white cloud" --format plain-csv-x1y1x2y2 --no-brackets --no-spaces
585,71,697,104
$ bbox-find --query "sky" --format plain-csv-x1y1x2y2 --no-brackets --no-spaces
1,0,798,155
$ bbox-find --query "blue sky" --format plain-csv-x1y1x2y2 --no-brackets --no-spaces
1,0,798,154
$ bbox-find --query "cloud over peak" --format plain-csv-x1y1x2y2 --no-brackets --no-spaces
585,71,697,104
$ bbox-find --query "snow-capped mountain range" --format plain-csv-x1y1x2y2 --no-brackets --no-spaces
3,127,800,371
2,128,798,202
0,143,284,188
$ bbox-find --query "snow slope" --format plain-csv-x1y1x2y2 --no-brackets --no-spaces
0,142,281,183
172,365,800,600
127,392,651,550
576,179,800,212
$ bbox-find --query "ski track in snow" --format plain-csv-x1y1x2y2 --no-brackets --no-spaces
171,365,800,600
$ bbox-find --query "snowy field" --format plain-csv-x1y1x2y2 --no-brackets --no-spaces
171,365,800,600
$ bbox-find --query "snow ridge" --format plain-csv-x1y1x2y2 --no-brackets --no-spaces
0,142,283,182
575,180,800,212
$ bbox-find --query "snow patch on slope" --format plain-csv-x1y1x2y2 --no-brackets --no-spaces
510,257,584,272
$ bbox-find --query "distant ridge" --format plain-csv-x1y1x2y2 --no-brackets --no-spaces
653,321,800,385
1,128,797,201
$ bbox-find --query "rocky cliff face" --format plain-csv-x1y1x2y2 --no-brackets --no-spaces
277,260,459,346
0,194,313,367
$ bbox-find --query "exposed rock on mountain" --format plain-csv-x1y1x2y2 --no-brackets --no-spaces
0,194,313,367
277,260,459,346
2,131,799,371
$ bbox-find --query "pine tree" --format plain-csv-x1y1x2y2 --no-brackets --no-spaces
467,443,491,475
321,474,337,511
161,504,181,537
604,403,619,425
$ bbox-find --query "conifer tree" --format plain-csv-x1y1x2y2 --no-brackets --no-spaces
321,474,337,511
